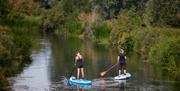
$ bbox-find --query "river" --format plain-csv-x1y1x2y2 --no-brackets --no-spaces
10,35,180,91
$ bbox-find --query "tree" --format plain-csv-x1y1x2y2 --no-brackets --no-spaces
146,0,180,26
0,0,11,17
8,0,40,17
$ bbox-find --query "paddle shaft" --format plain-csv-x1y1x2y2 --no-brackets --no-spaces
68,66,76,79
105,63,118,73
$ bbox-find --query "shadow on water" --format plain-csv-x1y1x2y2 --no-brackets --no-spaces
10,35,180,91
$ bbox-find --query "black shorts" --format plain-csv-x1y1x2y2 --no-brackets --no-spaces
77,65,83,68
119,63,126,70
76,62,83,68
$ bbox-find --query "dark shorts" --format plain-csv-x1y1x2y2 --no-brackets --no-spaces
119,63,126,70
76,62,83,68
77,65,83,68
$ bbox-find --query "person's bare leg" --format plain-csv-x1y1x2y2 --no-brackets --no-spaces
119,70,121,75
124,69,126,74
77,68,80,79
81,68,84,79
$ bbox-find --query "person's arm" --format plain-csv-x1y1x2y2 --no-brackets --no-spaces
75,56,77,66
124,53,127,60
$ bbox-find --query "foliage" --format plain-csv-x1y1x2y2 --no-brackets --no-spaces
0,27,28,90
8,0,41,17
92,23,111,39
0,0,10,17
93,0,148,19
109,9,142,52
148,28,180,72
0,27,16,66
61,0,92,14
66,19,83,35
0,67,9,91
0,0,41,89
41,1,64,34
42,0,92,34
146,0,180,26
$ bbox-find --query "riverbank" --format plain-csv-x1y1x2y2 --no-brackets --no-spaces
0,15,42,90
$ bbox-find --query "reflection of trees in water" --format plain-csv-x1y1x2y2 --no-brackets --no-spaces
76,86,84,91
117,80,126,91
49,36,83,82
82,39,93,62
98,79,127,91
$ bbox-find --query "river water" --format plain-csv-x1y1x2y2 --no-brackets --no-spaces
10,36,180,91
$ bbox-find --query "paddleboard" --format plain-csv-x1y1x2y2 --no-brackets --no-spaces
65,76,92,86
114,73,131,80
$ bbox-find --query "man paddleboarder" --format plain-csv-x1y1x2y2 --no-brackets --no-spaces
118,48,127,75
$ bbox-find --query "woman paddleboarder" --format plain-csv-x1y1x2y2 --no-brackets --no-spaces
75,51,84,79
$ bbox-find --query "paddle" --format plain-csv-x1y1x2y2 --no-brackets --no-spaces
68,65,76,79
100,62,118,76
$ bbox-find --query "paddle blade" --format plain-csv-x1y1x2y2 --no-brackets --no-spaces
100,71,106,76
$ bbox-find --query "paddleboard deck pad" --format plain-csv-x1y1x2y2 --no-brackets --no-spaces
65,76,92,86
114,73,131,80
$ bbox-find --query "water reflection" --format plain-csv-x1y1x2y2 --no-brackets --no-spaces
12,38,51,91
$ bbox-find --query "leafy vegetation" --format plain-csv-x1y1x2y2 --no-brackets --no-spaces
108,9,143,52
146,0,180,26
92,23,111,44
0,0,41,90
147,28,180,73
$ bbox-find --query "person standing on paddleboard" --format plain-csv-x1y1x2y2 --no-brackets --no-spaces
75,51,84,79
117,48,127,75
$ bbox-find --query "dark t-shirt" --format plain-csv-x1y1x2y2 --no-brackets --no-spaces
118,53,126,63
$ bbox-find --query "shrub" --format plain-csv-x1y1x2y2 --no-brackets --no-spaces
109,8,143,53
93,23,111,39
66,19,83,35
148,28,180,72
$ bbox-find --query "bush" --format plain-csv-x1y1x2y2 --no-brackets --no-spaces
0,27,15,66
146,0,180,26
109,8,143,53
0,16,35,88
148,28,180,72
0,68,9,91
66,19,83,35
93,23,111,39
131,28,150,53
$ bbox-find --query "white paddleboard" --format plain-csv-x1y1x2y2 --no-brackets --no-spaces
114,73,131,80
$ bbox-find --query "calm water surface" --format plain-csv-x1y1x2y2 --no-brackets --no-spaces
11,36,180,91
